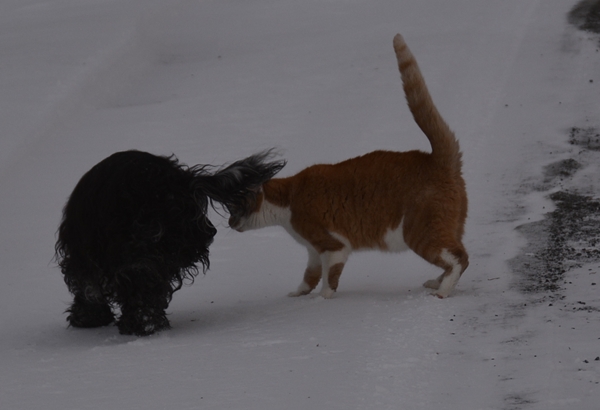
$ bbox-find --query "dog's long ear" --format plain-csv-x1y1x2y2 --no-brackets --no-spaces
194,149,286,211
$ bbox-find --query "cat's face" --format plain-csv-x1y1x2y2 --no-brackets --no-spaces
228,211,246,232
228,191,263,232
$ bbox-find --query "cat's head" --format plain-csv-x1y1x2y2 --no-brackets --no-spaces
227,188,264,232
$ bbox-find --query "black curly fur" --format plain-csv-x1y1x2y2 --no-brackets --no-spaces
55,150,285,336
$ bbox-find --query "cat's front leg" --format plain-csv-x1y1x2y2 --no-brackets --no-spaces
288,247,321,297
318,248,350,299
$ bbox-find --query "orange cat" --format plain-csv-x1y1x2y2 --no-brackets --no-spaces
229,34,468,298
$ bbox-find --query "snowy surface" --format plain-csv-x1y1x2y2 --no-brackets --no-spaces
1,0,599,409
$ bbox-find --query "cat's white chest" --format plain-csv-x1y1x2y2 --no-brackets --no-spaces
383,221,409,252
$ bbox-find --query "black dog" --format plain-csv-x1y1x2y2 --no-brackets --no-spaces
55,150,285,336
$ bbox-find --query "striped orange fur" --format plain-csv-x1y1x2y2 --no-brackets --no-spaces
230,34,468,298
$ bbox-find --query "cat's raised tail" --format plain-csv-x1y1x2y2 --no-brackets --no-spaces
393,34,462,173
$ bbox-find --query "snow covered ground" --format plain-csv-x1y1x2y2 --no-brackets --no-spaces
1,0,599,409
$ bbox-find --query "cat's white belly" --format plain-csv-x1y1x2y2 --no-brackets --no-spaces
329,222,409,253
383,221,409,253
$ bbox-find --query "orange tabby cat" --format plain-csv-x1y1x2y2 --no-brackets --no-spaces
229,34,468,298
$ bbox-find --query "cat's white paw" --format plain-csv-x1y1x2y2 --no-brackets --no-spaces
288,282,312,297
423,279,441,290
432,291,448,299
318,288,335,299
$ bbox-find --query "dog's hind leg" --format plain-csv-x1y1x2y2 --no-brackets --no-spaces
67,293,115,328
114,265,172,336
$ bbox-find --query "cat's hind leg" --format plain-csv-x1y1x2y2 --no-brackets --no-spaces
318,247,351,299
288,247,321,297
423,273,444,290
426,246,469,298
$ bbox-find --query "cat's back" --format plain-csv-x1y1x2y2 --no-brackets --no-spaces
286,148,461,215
290,149,436,193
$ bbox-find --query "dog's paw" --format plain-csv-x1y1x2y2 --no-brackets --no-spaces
67,298,115,328
117,308,170,336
